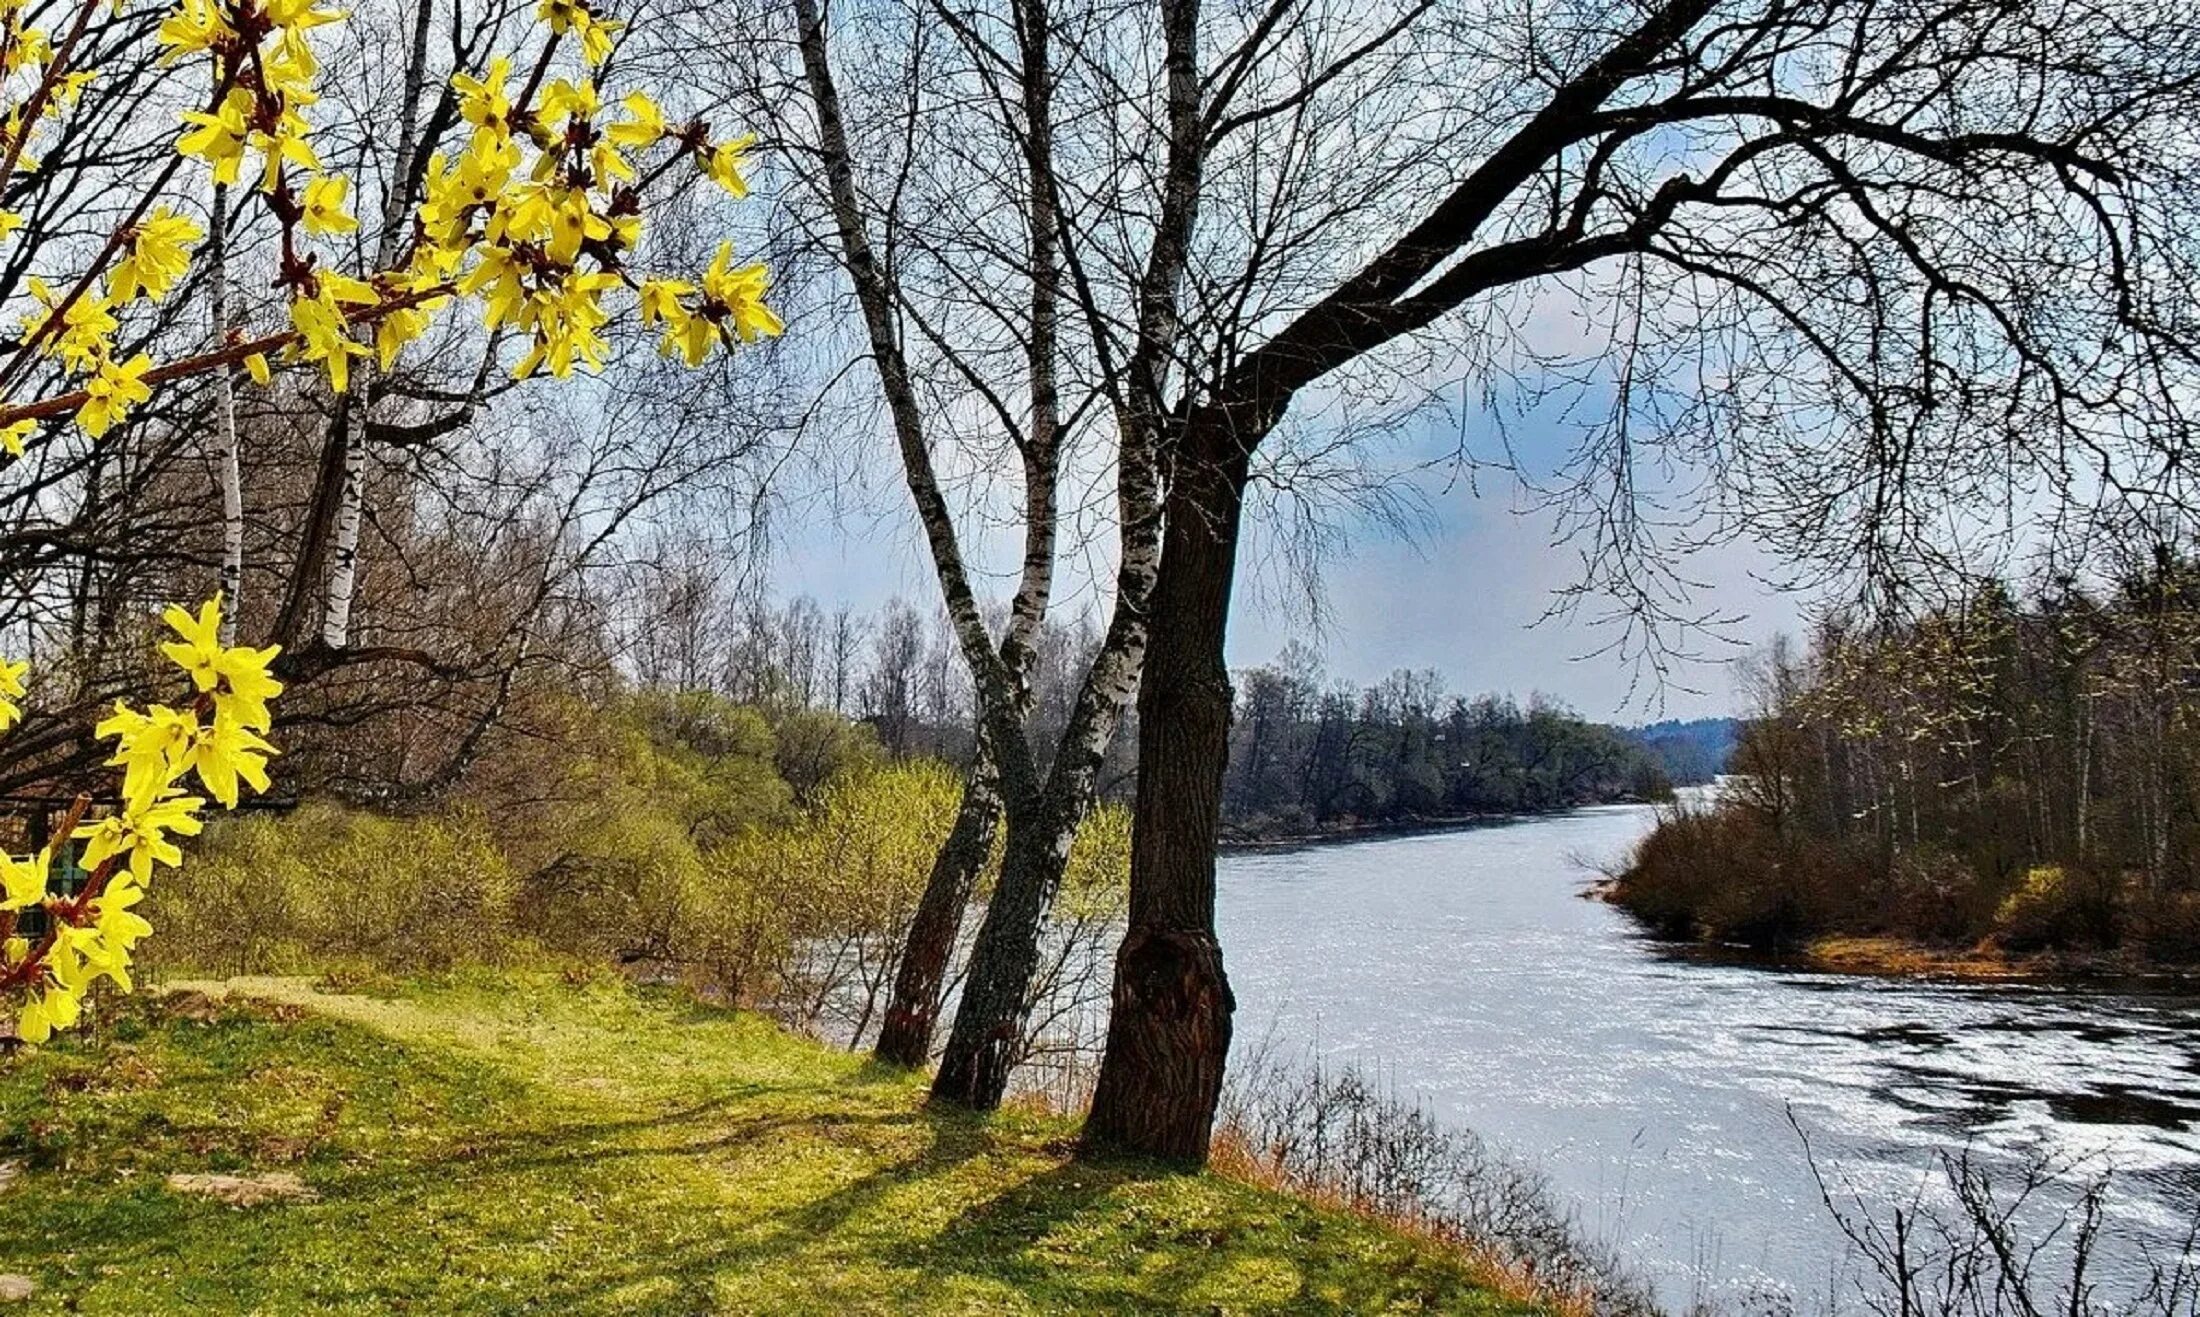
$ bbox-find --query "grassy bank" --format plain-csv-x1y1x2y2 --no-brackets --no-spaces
0,972,1542,1314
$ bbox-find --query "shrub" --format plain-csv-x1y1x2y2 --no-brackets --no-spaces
151,802,523,979
1991,865,2119,951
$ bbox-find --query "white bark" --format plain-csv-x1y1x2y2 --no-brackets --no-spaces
319,0,434,650
209,183,242,644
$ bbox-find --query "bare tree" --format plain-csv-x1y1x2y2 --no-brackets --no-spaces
1079,0,2200,1160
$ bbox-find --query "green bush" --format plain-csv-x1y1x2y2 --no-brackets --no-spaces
149,802,525,979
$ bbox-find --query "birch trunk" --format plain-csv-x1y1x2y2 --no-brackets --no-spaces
317,0,434,651
208,184,242,643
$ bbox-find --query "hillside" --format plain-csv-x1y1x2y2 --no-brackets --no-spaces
0,974,1541,1315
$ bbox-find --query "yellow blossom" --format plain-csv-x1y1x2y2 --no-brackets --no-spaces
300,174,356,235
0,849,44,912
451,58,514,147
79,791,204,887
77,353,153,437
700,242,782,343
288,283,373,392
0,656,20,730
702,135,754,198
178,87,254,186
608,92,666,148
109,207,202,302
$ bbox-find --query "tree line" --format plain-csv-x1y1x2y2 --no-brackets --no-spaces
1224,648,1672,837
1615,553,2200,961
627,578,1681,839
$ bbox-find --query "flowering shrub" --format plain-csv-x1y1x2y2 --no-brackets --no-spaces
0,0,776,444
0,0,776,1043
0,596,277,1042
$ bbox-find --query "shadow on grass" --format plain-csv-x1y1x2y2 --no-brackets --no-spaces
489,1106,1003,1314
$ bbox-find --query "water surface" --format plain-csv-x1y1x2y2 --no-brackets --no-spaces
1217,805,2200,1307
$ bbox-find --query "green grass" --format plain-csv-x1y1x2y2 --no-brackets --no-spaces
0,971,1539,1314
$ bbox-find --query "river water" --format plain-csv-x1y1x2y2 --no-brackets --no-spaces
1217,804,2200,1310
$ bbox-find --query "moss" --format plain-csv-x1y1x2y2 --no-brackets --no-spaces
0,974,1539,1314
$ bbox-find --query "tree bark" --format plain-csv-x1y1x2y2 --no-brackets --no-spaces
1083,432,1247,1163
208,183,242,643
931,786,1082,1105
874,730,1003,1066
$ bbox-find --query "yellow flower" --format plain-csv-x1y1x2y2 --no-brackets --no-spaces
108,207,202,302
375,303,433,370
0,420,30,457
157,0,229,57
0,657,23,731
513,270,618,378
699,242,782,343
300,174,356,235
0,849,46,912
153,596,284,733
80,791,204,887
87,877,153,980
451,58,514,148
181,716,276,808
18,983,79,1045
178,87,254,187
640,278,718,365
262,0,342,32
46,71,93,115
539,0,618,66
77,353,153,437
701,135,754,198
212,645,282,732
158,596,224,690
26,277,119,372
97,700,198,801
607,92,665,148
251,106,322,192
545,187,610,265
539,77,599,129
289,283,372,393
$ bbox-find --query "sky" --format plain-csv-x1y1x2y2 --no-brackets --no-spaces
760,426,1812,723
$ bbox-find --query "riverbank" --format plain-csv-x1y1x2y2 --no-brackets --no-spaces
0,971,1550,1314
1780,934,2200,983
1585,870,2200,983
1221,799,1660,851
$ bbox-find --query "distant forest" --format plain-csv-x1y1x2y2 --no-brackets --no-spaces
1219,649,1680,840
630,589,1715,843
1615,556,2200,962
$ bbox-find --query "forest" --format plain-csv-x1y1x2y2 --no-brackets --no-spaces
1221,649,1674,839
1614,553,2200,964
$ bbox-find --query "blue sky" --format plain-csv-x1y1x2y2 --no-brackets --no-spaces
762,425,1808,720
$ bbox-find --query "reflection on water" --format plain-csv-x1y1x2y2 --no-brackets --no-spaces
1217,805,2200,1307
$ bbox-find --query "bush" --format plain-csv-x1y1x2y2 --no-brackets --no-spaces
1611,800,1898,948
1991,865,2119,950
150,802,525,979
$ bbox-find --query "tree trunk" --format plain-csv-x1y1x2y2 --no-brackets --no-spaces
874,732,1003,1067
931,784,1083,1107
320,413,364,649
1083,437,1246,1164
208,182,242,643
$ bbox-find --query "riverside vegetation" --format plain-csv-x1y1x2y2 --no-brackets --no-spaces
1612,556,2200,973
0,676,1643,1313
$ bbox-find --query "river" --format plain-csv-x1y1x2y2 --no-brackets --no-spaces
1217,804,2200,1310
